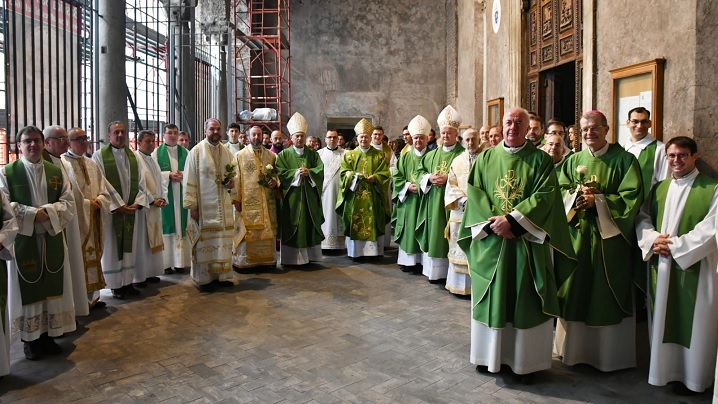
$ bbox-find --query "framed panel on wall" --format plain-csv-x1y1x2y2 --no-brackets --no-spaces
487,97,504,128
609,59,665,144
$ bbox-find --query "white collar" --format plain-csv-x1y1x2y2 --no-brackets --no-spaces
359,147,371,153
442,143,457,152
673,168,699,184
413,147,426,156
502,141,527,154
371,142,383,150
589,142,610,157
293,146,305,154
625,134,656,151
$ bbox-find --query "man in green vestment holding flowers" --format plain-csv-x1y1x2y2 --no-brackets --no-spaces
554,110,644,372
276,112,325,266
458,107,576,382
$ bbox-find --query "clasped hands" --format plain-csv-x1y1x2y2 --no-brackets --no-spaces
652,234,672,257
116,204,140,215
429,173,447,187
170,170,183,182
575,186,600,210
488,215,514,239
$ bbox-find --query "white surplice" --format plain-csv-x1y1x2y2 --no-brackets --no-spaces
183,139,236,285
444,151,475,295
62,152,111,306
636,169,718,393
134,151,167,282
623,134,669,190
92,147,150,289
46,153,89,316
2,157,76,343
318,146,345,249
0,192,18,377
152,144,191,270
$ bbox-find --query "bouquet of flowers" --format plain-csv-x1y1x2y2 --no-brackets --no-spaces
258,163,277,187
223,164,236,193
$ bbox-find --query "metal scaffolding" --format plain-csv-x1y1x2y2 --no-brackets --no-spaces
232,0,290,134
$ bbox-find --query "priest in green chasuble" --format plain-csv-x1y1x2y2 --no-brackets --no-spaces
457,108,576,379
93,121,150,300
416,105,464,280
3,126,75,361
444,128,487,295
554,110,644,372
232,125,279,268
183,118,238,293
635,137,718,394
337,118,390,260
152,123,191,274
276,112,325,265
392,115,431,272
0,189,16,375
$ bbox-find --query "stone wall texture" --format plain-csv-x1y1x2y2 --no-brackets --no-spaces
291,0,449,139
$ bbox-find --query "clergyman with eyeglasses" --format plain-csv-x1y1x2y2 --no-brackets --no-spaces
623,106,669,199
555,109,644,373
635,136,718,395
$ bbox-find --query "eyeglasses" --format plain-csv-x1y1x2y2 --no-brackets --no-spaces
667,153,692,160
70,136,89,143
47,136,70,142
629,119,650,125
581,126,605,134
21,138,43,145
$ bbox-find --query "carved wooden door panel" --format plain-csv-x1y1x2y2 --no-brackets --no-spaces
525,0,582,124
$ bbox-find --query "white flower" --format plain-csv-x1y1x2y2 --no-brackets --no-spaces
265,164,273,170
576,165,588,175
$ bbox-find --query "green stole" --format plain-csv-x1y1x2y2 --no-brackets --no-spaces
155,143,188,236
6,160,65,305
649,173,716,348
636,140,658,200
101,145,139,255
391,150,425,253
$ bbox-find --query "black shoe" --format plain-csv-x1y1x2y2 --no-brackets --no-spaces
198,283,215,293
40,334,62,355
123,285,141,296
23,340,43,361
671,382,697,396
91,301,107,309
475,365,490,374
164,267,176,275
217,280,234,287
133,281,148,288
111,288,126,299
399,265,413,273
146,276,161,283
412,264,424,273
174,267,186,274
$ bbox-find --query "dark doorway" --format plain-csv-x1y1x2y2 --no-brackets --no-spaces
539,61,576,126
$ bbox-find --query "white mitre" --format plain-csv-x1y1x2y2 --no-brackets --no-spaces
408,115,431,137
437,105,462,130
287,112,308,135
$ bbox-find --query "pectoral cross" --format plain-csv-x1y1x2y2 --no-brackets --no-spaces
49,175,62,191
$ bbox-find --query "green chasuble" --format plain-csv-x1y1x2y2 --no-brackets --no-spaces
635,140,658,200
101,145,139,255
558,143,644,326
391,149,426,253
648,173,717,347
275,147,325,248
416,144,464,257
336,147,390,241
155,143,188,236
457,142,576,329
0,198,5,332
6,160,65,305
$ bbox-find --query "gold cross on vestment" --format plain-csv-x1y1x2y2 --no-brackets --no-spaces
49,176,62,191
494,169,524,214
435,160,450,175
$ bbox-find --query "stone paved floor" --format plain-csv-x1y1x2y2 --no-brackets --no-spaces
0,249,713,403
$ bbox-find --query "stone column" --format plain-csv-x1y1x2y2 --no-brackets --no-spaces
97,0,127,142
506,0,522,108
